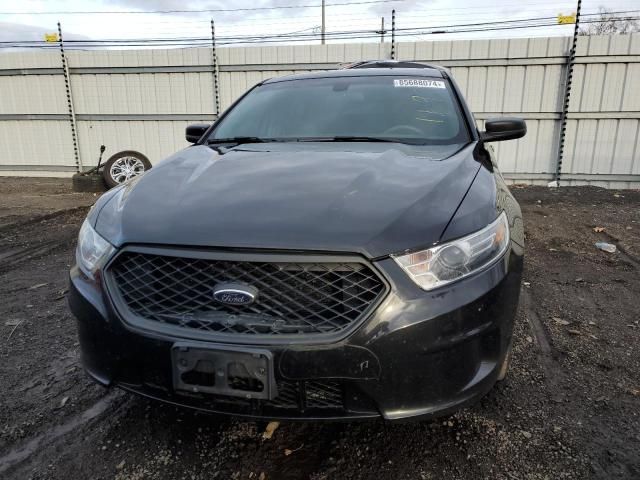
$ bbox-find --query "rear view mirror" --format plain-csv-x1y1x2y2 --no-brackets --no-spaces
481,117,526,142
186,123,211,143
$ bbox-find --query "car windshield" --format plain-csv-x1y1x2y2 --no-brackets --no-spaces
208,75,469,145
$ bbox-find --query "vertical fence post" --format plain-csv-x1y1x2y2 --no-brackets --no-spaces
390,10,396,60
58,22,82,172
554,0,582,186
210,19,220,118
321,0,326,45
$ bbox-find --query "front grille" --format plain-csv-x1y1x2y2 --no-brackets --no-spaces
107,250,387,338
176,379,345,412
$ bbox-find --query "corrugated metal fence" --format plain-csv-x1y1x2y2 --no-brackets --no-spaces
0,34,639,188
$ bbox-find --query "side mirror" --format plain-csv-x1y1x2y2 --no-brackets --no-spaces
186,123,211,143
480,117,526,142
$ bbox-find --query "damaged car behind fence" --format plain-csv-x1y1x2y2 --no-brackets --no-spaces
69,60,526,421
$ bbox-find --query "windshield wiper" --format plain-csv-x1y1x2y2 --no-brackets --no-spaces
297,136,403,143
208,136,412,145
207,137,278,145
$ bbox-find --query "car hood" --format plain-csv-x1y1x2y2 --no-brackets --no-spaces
96,142,481,258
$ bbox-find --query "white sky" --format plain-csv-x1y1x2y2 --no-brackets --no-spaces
0,0,638,46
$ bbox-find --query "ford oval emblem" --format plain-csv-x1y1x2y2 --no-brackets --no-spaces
212,282,258,306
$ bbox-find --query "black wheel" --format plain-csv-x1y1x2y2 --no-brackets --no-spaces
72,173,106,193
102,150,152,188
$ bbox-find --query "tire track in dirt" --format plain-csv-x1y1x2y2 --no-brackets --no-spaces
0,207,84,274
521,288,570,405
0,391,125,476
0,206,87,234
0,241,64,272
522,289,553,357
522,288,577,407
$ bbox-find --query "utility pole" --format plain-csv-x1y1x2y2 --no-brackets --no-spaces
321,0,326,44
377,17,386,43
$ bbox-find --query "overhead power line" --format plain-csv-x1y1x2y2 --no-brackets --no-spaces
0,0,402,15
60,7,615,41
4,10,636,45
0,0,603,16
2,12,638,49
53,3,584,27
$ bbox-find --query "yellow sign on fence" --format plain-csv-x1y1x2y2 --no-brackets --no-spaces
44,33,59,43
557,13,576,25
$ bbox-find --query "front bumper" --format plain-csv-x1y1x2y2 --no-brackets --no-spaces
69,245,523,422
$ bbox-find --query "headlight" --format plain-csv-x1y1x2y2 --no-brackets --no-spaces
76,219,115,278
393,211,510,291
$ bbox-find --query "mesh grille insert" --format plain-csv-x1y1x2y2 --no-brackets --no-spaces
305,380,344,408
184,380,345,411
108,251,386,337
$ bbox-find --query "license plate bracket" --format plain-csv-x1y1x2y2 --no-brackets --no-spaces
171,343,277,400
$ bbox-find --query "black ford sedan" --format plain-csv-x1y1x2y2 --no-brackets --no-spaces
69,60,525,421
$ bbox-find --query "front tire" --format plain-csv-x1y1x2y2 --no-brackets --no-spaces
497,342,512,381
102,150,151,188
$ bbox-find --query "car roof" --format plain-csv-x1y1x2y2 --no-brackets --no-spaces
263,61,446,84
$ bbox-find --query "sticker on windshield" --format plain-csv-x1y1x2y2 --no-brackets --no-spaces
394,79,446,89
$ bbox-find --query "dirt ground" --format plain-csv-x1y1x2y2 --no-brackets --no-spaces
0,177,638,480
